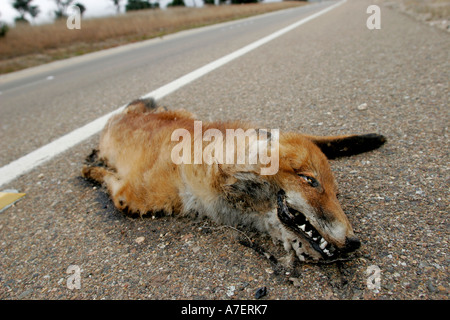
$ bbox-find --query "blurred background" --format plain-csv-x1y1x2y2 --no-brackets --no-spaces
0,0,313,74
1,0,291,25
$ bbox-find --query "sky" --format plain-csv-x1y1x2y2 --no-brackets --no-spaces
0,0,208,25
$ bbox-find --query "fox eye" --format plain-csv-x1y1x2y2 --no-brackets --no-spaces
298,174,320,188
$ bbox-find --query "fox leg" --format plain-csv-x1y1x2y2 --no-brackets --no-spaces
82,166,132,212
81,165,111,184
82,166,123,199
124,98,160,114
304,133,387,159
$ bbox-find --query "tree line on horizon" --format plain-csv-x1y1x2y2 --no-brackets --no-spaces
3,0,267,23
0,0,305,37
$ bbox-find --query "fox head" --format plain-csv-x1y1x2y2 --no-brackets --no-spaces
220,132,386,263
273,133,360,262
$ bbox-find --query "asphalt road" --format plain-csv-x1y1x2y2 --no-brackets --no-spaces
0,0,448,301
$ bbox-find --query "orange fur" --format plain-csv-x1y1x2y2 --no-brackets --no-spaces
83,99,386,263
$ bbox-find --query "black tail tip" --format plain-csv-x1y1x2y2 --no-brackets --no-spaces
362,133,387,146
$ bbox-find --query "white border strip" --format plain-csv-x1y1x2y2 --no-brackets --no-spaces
0,0,346,187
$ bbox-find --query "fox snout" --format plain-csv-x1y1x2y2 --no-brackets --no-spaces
343,236,361,253
319,211,361,256
277,189,362,262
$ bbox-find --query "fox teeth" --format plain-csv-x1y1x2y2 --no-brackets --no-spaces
306,231,312,237
320,240,328,250
299,224,306,231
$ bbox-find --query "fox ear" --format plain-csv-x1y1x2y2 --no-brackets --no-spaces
304,133,387,159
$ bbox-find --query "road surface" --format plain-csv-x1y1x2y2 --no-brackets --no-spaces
0,0,448,301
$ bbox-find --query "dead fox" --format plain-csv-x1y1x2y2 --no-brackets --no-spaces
82,98,386,264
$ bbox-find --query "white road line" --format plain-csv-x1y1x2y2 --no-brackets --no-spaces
0,0,346,188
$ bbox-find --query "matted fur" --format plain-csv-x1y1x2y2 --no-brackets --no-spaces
82,98,386,264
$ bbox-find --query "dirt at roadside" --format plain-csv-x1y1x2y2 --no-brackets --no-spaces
382,0,450,31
